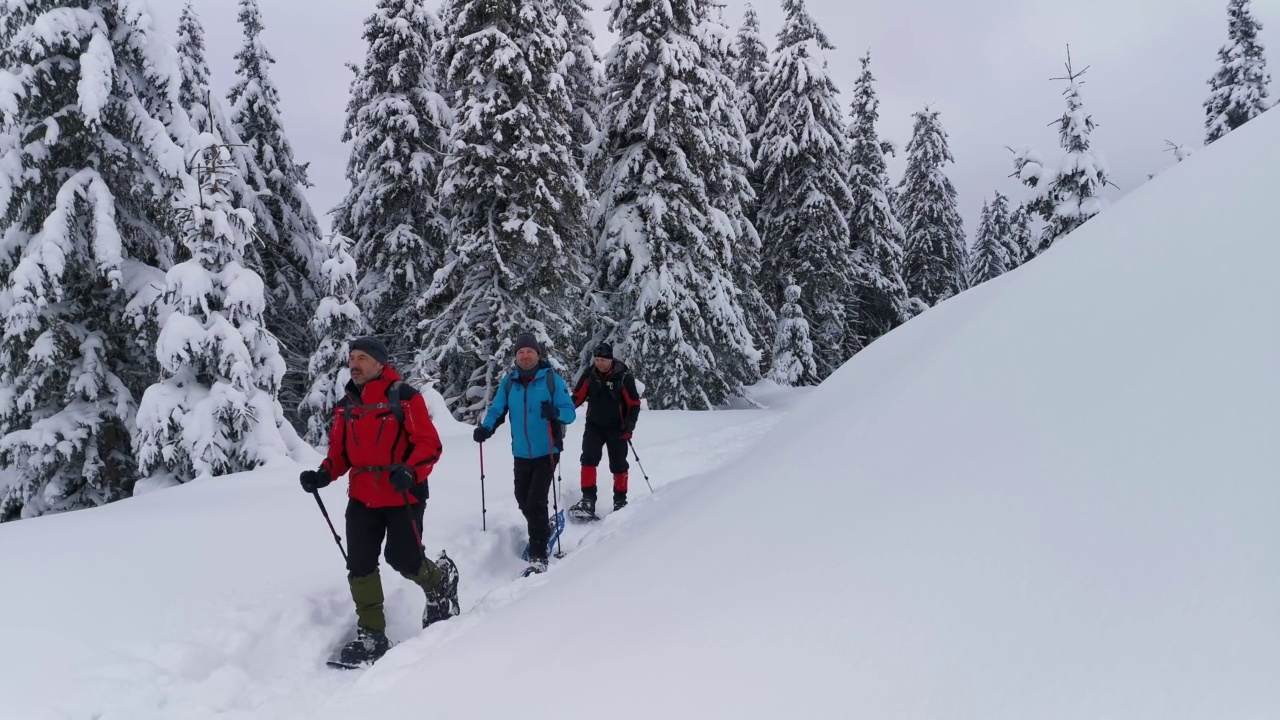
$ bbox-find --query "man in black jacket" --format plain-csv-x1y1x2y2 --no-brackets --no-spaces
568,342,642,521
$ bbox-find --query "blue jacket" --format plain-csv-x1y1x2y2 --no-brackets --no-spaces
482,363,577,459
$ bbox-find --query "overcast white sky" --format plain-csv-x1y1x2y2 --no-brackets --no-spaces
153,0,1280,237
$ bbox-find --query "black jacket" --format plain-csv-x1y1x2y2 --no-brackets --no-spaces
571,360,641,430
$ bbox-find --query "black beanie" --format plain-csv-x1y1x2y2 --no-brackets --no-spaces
593,341,613,359
349,336,390,365
514,332,542,356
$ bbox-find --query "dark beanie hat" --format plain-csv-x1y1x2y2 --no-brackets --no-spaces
593,341,613,359
349,336,390,365
515,332,542,356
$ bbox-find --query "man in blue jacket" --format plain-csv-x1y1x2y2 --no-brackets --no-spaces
472,332,577,572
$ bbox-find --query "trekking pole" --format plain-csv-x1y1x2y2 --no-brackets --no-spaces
400,489,431,567
311,490,348,562
479,444,488,532
628,440,654,493
548,422,565,559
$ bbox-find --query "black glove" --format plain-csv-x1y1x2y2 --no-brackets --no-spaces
473,426,493,443
300,469,331,493
540,401,558,421
389,466,415,493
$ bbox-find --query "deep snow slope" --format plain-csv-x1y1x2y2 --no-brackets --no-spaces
314,113,1278,718
2,109,1278,719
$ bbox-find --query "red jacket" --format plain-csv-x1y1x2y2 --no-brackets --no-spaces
320,367,442,508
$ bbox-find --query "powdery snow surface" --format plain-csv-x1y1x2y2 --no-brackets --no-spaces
3,113,1280,718
0,383,795,720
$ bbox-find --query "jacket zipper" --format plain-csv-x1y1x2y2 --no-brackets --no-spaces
349,391,361,448
522,379,532,458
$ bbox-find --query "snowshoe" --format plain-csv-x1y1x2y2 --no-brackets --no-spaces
520,558,549,578
567,496,598,524
422,550,460,629
613,492,628,512
326,627,391,670
520,510,566,561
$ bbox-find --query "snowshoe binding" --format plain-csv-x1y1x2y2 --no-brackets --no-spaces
520,511,566,562
422,550,460,629
613,491,628,512
567,495,598,524
520,557,549,578
327,627,391,670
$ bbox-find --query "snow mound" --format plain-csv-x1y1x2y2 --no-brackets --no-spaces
421,381,469,435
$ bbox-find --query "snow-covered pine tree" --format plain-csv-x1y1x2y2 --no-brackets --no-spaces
1012,49,1111,254
421,0,591,421
555,0,604,184
732,2,768,212
845,52,914,348
176,2,270,263
300,233,366,447
968,196,1010,286
1010,203,1036,266
588,0,761,409
989,192,1020,273
756,0,855,376
555,0,608,347
726,3,775,353
133,143,291,486
766,283,819,387
334,0,450,370
0,0,190,519
732,4,769,149
228,0,324,421
898,107,967,307
434,0,461,106
1205,0,1271,144
177,2,213,133
708,4,770,378
885,181,902,223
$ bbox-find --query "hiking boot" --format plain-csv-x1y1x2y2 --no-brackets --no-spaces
613,491,628,512
568,495,597,522
422,550,460,629
335,626,390,668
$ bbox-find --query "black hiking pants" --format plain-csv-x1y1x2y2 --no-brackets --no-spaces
514,456,556,561
345,499,426,579
580,423,630,475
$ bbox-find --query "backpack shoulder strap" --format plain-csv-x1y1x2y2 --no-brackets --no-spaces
386,380,420,428
337,392,356,466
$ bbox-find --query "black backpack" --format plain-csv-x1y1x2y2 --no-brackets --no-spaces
341,380,413,427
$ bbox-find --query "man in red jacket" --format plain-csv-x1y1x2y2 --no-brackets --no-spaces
299,337,458,668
